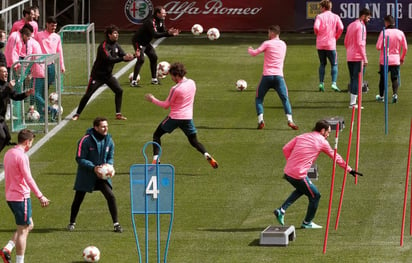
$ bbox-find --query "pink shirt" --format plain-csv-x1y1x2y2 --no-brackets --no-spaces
376,28,408,66
314,10,344,50
344,19,368,63
29,38,45,78
4,145,43,201
283,131,351,180
35,30,65,71
4,31,24,68
151,77,195,119
248,36,286,76
10,19,38,36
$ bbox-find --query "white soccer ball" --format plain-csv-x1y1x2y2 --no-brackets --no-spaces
191,24,203,36
128,72,140,83
49,92,58,104
26,106,40,121
83,246,100,262
157,61,170,79
51,104,63,114
207,28,220,40
99,163,115,180
236,79,247,91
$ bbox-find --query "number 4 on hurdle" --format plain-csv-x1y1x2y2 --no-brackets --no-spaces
130,142,175,263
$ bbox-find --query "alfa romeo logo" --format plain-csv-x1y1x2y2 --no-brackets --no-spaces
124,0,153,24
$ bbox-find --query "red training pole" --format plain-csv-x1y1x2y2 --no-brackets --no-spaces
355,63,364,184
323,123,340,254
401,118,412,246
335,107,356,230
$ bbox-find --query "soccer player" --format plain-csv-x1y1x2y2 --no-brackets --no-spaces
10,6,38,37
0,129,50,263
376,15,408,103
67,117,123,233
248,25,298,130
4,24,34,72
144,62,218,168
0,65,34,153
71,25,134,121
313,0,344,92
131,6,180,87
344,8,371,108
273,120,362,229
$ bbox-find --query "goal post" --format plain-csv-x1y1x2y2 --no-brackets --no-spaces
59,23,95,93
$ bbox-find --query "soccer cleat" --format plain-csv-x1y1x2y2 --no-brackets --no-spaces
151,159,160,164
67,223,75,231
130,80,140,87
115,114,127,120
331,84,341,92
206,155,218,169
151,79,160,85
301,221,323,229
392,94,398,104
0,248,11,263
375,95,384,102
288,121,299,130
257,121,265,130
274,209,285,226
71,114,79,121
114,224,123,233
318,83,324,92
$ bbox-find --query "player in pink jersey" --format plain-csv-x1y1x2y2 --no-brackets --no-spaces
376,15,408,103
313,0,344,92
10,6,38,37
145,62,218,168
0,129,50,263
273,120,362,229
248,25,298,130
344,8,371,108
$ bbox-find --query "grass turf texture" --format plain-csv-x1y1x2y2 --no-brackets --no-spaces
0,32,412,262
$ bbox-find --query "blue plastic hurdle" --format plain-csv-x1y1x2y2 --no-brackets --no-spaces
130,142,175,263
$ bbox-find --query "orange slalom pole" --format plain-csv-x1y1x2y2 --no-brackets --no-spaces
355,63,364,184
323,123,340,254
335,107,356,230
401,118,412,246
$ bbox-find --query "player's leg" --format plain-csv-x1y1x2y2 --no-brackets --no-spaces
132,43,145,86
152,117,176,163
67,191,86,230
33,78,46,121
327,50,340,91
72,78,103,120
274,174,304,225
317,49,327,91
0,121,11,153
390,65,400,103
274,76,298,130
348,61,361,107
106,77,126,120
145,44,159,84
377,64,385,101
255,76,270,129
95,180,122,233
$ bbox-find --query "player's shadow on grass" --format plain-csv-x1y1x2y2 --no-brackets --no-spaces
200,227,263,232
196,125,258,131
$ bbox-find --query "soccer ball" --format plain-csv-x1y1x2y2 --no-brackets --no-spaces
128,72,140,83
51,104,63,114
26,106,40,121
191,24,203,36
83,246,100,262
236,79,247,91
207,28,220,40
157,61,170,79
99,163,115,180
49,92,58,104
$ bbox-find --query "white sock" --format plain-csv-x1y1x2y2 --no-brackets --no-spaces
5,240,15,252
152,78,158,81
286,114,293,122
258,114,263,123
350,94,357,105
16,255,24,263
153,155,159,161
332,82,336,86
204,152,211,159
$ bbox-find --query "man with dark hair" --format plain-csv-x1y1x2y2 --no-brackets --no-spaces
273,120,363,229
0,30,6,67
376,15,408,103
10,6,38,36
248,25,298,130
131,6,180,87
314,0,344,92
72,25,134,121
344,8,371,108
67,117,123,233
144,62,218,168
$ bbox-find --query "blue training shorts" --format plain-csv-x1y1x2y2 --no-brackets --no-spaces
7,199,32,226
160,117,197,136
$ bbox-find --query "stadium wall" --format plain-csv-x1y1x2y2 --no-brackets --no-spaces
90,0,412,33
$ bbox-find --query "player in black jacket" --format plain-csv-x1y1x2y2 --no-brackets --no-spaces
72,25,135,121
131,6,179,87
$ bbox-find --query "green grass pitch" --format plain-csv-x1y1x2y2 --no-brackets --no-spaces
0,32,412,262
